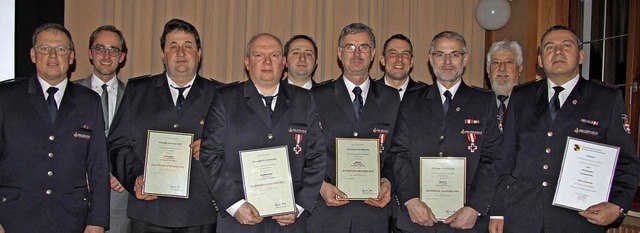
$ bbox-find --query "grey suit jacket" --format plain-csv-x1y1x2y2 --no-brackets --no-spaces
73,75,126,127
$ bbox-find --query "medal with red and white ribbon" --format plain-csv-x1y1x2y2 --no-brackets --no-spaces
293,133,302,154
467,133,478,153
379,133,386,152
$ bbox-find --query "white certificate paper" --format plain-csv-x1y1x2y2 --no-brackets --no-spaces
420,157,466,220
143,130,194,198
553,137,620,211
336,138,380,200
240,146,296,217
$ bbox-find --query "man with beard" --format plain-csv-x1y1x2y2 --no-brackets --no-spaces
485,40,523,131
390,31,502,232
73,25,129,232
284,35,318,90
488,25,639,233
377,34,423,100
307,22,400,233
107,19,220,232
200,33,326,232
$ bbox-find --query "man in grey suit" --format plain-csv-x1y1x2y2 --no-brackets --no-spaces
73,25,129,233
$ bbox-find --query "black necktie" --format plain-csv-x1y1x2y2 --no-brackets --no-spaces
550,86,564,120
46,87,58,123
173,85,190,113
443,90,452,116
262,95,277,117
352,87,363,119
101,84,109,130
497,95,509,121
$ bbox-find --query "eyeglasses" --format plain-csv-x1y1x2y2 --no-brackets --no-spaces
91,45,121,57
341,44,372,53
431,51,466,60
35,45,72,56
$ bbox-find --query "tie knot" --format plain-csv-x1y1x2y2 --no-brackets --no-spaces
172,85,191,96
101,84,108,91
47,87,58,96
263,95,277,105
444,90,452,98
553,86,564,93
497,95,509,102
353,86,363,96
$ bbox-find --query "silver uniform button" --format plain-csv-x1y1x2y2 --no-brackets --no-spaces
47,171,53,176
1,197,6,202
545,148,551,154
543,164,549,170
439,135,445,140
542,181,548,187
438,152,444,156
547,131,553,137
49,135,55,141
46,189,52,195
48,153,54,158
173,124,179,128
268,134,273,139
353,132,358,137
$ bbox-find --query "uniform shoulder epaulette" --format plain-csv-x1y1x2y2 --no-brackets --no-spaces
0,78,22,85
127,74,153,82
469,85,492,93
590,79,618,90
216,80,241,89
316,79,334,86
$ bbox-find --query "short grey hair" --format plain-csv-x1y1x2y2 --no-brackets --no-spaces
486,40,523,68
429,31,466,54
245,33,283,57
338,23,375,48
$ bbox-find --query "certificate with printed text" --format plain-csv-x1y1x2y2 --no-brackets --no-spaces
143,130,194,198
553,137,620,211
336,138,380,200
420,157,466,220
240,146,296,217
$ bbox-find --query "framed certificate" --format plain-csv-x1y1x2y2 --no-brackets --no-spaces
336,138,380,200
553,137,620,211
240,146,296,217
143,130,194,198
420,157,466,220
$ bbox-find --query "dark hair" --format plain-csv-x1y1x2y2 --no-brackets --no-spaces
338,23,375,48
284,35,318,57
160,18,201,50
382,34,413,56
538,25,582,55
89,25,128,53
32,23,74,50
429,31,466,54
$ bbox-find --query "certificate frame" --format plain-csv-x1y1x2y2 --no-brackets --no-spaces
142,130,194,198
420,157,467,220
239,145,296,217
335,138,381,200
553,137,620,211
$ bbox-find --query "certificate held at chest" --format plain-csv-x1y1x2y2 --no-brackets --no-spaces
143,130,194,198
420,157,466,220
336,138,380,200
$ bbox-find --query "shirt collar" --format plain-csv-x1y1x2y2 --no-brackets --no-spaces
436,79,462,102
90,74,118,91
342,75,371,103
287,78,313,90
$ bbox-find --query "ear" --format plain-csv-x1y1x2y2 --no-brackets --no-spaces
462,53,469,67
68,51,75,65
244,56,250,70
87,48,93,61
118,51,126,63
380,55,386,67
197,48,202,63
537,55,543,68
30,48,36,63
578,50,585,65
410,56,415,68
161,51,166,64
281,56,286,67
337,47,343,63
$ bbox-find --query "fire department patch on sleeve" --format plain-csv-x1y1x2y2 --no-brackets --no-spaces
621,114,631,135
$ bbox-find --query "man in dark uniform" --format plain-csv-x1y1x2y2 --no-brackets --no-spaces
489,25,640,233
283,34,319,90
200,33,326,232
307,22,401,233
107,18,220,232
376,34,423,100
0,23,109,233
390,31,502,233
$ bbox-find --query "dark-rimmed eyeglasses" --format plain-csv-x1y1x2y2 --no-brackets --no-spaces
341,44,372,53
91,45,121,57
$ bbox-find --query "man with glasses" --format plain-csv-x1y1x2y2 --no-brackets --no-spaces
0,23,109,233
73,25,129,233
489,25,639,233
107,19,221,232
283,34,319,90
307,22,400,233
376,34,423,100
389,31,502,232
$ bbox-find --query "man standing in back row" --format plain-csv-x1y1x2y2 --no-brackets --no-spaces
308,22,401,233
73,25,130,233
376,34,423,100
283,34,319,90
489,25,640,233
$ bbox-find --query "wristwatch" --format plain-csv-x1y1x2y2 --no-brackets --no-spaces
616,207,628,224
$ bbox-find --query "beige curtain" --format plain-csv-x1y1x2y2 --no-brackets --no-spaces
66,0,485,87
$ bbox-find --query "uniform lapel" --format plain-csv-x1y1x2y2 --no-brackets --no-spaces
180,76,203,112
155,73,175,112
359,78,379,121
334,76,358,124
271,80,290,126
555,77,586,123
27,76,52,125
535,80,552,126
114,79,126,114
56,82,78,124
244,81,272,127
